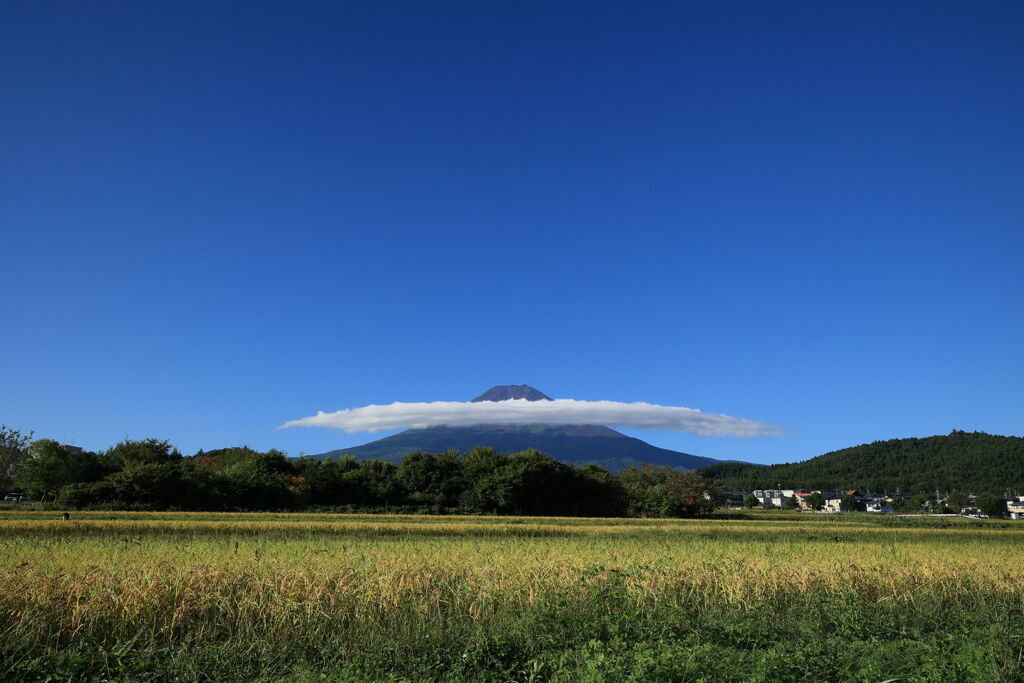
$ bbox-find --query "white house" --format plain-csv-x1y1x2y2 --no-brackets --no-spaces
753,489,795,508
864,499,893,513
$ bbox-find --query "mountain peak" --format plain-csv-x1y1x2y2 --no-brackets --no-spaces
471,385,552,402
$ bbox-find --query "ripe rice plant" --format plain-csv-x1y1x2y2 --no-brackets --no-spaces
1,511,1022,681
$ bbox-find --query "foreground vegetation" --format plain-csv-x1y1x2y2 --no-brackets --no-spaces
2,511,1022,681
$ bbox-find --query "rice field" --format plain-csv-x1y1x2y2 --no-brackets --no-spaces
1,511,1022,681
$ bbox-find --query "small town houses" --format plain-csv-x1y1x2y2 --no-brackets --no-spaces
751,489,864,512
738,489,1023,517
751,489,794,508
863,498,894,513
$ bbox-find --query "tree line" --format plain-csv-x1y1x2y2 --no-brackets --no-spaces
0,426,721,517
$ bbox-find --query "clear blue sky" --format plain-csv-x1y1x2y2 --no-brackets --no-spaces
3,1,1022,464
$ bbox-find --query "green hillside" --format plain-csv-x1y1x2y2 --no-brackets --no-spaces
700,431,1024,493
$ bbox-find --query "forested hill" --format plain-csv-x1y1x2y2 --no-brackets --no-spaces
699,431,1024,493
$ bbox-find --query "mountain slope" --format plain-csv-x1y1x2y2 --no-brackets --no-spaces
699,431,1024,492
309,385,723,472
312,423,722,472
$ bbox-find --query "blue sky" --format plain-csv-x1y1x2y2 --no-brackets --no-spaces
2,1,1022,464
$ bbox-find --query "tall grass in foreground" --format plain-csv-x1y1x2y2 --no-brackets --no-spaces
1,513,1022,681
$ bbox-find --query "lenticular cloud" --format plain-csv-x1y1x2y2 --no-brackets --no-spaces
279,398,781,438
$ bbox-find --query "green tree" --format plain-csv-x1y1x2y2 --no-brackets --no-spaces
15,440,102,500
58,480,117,508
840,494,857,511
204,447,297,509
975,492,1002,517
619,465,679,517
108,463,186,508
0,425,33,492
946,490,968,513
103,439,181,472
660,469,722,517
291,456,360,506
571,464,625,517
499,449,576,516
909,492,932,512
397,451,464,508
743,492,759,509
782,494,799,510
806,492,825,511
619,465,721,518
458,447,506,513
338,460,399,507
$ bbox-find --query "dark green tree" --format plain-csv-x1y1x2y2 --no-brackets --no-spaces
15,440,103,500
946,491,968,513
0,425,33,492
976,493,1002,517
619,465,680,517
458,447,506,513
338,460,400,507
58,480,117,507
292,457,357,506
102,439,180,471
571,464,626,517
92,439,188,507
212,447,297,509
806,492,825,511
619,465,721,517
496,449,574,516
661,469,722,516
397,451,464,508
108,463,188,508
909,492,933,512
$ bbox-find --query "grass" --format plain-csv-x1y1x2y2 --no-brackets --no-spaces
1,511,1022,681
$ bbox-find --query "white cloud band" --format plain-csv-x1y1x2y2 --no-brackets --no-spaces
279,398,781,438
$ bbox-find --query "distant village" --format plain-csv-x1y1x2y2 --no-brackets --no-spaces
722,488,1024,519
